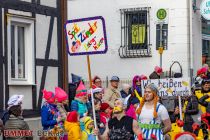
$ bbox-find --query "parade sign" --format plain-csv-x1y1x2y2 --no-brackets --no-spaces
141,78,191,97
200,0,210,20
65,16,108,56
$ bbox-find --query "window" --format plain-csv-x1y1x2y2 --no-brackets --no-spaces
156,24,168,50
119,7,151,58
7,15,35,85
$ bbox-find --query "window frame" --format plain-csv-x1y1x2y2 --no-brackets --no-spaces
119,7,151,58
7,14,35,85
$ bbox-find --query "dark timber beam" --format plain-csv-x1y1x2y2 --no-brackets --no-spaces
60,0,68,92
4,9,9,108
36,59,59,67
0,0,57,17
37,16,54,109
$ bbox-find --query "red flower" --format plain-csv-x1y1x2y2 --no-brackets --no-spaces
151,134,157,140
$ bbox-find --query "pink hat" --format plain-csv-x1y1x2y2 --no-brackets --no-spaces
140,75,148,80
42,89,55,103
76,81,87,97
155,66,163,74
200,67,208,74
55,87,68,103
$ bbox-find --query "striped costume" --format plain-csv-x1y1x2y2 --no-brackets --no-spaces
137,103,165,140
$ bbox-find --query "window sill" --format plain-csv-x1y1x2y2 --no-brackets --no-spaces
118,45,152,58
8,80,35,86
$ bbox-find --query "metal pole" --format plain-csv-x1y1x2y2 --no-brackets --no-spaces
86,55,98,140
160,23,163,68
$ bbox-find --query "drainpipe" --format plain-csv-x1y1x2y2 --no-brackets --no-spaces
188,0,193,84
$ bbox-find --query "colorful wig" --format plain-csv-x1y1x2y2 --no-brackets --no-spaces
136,84,159,118
132,75,141,89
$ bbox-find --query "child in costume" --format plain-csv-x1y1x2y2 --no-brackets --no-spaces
64,111,81,140
81,116,96,140
41,89,62,140
55,87,68,121
71,81,91,130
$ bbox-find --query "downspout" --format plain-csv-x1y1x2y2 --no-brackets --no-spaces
188,0,193,84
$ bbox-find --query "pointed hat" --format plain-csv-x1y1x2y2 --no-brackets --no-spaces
76,81,87,97
55,87,68,103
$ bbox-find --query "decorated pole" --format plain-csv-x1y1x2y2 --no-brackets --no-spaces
86,55,98,138
65,16,108,140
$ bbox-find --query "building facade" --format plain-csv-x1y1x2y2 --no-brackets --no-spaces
0,0,68,117
67,0,202,81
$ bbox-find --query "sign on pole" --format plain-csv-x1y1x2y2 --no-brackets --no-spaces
155,8,169,24
141,78,191,97
200,0,210,20
65,16,108,56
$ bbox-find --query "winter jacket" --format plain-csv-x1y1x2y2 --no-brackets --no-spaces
183,95,199,132
57,103,67,121
198,94,210,113
64,121,81,140
195,90,210,113
103,87,121,108
4,115,32,140
71,98,91,118
41,102,57,130
149,71,160,79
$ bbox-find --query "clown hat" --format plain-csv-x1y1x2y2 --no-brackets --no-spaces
55,87,68,103
42,89,55,103
76,81,87,97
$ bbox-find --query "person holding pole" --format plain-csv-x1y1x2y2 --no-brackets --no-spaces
100,98,143,140
103,76,121,108
136,84,171,140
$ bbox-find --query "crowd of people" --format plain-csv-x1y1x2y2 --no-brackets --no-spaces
0,65,210,140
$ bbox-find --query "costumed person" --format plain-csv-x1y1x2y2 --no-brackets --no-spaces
100,98,143,140
99,103,111,134
41,89,62,139
55,87,68,140
64,111,81,140
198,92,210,140
92,76,102,89
71,81,91,130
103,76,121,108
136,84,171,140
195,79,210,114
92,87,103,101
55,87,68,121
126,97,140,120
81,116,99,140
132,75,142,100
120,83,132,98
5,95,33,140
149,66,163,79
182,94,199,135
71,81,90,118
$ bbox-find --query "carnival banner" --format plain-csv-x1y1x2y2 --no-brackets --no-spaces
65,16,108,56
141,78,191,96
